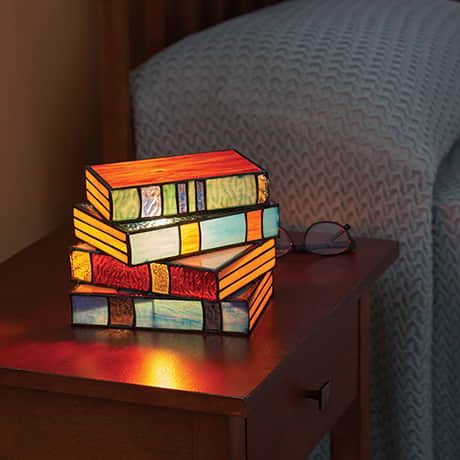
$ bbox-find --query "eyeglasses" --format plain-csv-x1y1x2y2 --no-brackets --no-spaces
276,221,356,257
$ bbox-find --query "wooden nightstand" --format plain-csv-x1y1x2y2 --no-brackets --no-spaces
0,229,397,460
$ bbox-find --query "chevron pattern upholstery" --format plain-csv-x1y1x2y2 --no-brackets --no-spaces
130,0,460,458
432,143,460,460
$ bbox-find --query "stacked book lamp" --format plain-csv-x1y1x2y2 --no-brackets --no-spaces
70,150,279,335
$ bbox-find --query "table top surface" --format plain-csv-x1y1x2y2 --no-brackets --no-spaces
0,228,398,415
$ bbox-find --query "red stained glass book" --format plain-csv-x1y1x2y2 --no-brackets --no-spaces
85,150,269,222
70,239,276,302
71,271,273,335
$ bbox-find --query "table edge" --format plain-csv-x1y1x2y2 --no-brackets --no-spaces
0,367,247,417
247,240,399,400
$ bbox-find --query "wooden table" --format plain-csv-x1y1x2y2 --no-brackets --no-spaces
0,229,398,460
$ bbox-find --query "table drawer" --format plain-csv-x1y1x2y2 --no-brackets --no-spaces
246,300,359,460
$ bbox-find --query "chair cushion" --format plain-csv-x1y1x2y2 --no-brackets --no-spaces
433,144,460,460
130,1,460,459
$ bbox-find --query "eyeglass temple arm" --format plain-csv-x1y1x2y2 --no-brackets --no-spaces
329,224,351,242
297,241,350,251
299,224,354,251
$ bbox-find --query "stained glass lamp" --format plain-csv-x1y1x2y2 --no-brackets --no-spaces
70,149,278,335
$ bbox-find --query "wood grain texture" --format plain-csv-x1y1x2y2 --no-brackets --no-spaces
0,385,234,460
231,0,255,15
193,413,230,460
167,0,205,43
204,0,231,26
98,0,286,162
228,417,247,460
98,0,133,162
246,299,359,459
0,0,100,263
331,291,372,460
144,0,167,56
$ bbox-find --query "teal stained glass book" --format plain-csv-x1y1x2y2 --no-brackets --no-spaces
73,202,279,265
71,271,273,335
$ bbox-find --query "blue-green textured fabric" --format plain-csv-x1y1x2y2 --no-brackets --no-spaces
130,0,460,458
432,143,460,460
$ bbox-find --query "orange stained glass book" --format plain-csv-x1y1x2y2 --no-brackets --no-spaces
71,271,274,335
85,150,270,222
70,238,276,301
73,202,279,266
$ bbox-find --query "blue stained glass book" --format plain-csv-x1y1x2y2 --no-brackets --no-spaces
71,271,273,335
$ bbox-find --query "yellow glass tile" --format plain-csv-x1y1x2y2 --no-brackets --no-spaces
250,286,273,330
219,257,275,299
74,219,127,252
219,248,275,289
85,169,110,198
74,229,128,264
249,272,272,315
246,209,262,241
86,189,110,221
86,180,110,209
250,285,271,319
180,222,200,255
150,263,169,294
73,284,117,295
257,174,269,204
218,239,274,279
73,208,126,241
74,242,95,251
70,250,92,283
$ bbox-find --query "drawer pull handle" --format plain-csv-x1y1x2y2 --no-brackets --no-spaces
304,381,331,411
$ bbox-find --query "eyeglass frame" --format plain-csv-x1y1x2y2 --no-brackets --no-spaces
276,220,356,257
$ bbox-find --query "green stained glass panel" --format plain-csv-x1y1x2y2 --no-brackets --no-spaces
112,188,140,221
206,175,256,210
162,184,177,215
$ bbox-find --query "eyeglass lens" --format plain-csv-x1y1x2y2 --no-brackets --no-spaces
304,222,351,255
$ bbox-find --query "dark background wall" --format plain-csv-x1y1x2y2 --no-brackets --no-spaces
0,0,100,262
